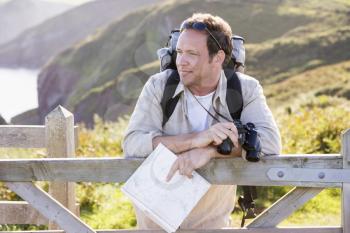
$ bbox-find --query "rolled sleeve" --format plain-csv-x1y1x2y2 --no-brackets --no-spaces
239,74,282,156
122,74,165,158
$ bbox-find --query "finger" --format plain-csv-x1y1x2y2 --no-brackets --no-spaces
212,129,227,140
215,125,239,148
186,172,194,179
166,160,179,182
219,122,236,129
178,157,185,175
216,126,233,138
215,123,236,134
212,133,223,145
230,125,238,136
219,124,238,143
210,125,225,138
231,136,239,149
211,125,229,139
183,158,194,178
183,164,194,179
227,129,238,146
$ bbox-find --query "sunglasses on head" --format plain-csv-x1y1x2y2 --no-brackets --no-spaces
180,21,223,51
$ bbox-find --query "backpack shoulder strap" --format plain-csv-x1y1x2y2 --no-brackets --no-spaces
224,69,243,120
160,69,181,127
161,69,243,127
224,70,259,227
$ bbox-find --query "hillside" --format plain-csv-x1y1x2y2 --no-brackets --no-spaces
0,0,72,45
0,0,162,69
265,60,350,114
34,0,350,125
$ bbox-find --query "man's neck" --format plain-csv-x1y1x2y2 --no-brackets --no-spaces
189,85,216,96
189,70,221,96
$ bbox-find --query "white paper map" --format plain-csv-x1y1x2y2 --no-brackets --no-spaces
121,143,211,233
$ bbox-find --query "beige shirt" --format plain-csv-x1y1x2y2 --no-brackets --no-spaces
123,69,281,229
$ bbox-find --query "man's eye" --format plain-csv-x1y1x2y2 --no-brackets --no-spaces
189,52,198,56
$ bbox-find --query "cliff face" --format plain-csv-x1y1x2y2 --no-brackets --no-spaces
0,0,161,69
36,0,350,126
37,62,82,122
0,114,7,125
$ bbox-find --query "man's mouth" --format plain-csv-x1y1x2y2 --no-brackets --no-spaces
179,70,192,75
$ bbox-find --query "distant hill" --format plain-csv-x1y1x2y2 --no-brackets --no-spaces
34,0,350,126
0,0,162,69
265,60,350,114
0,0,72,45
10,108,39,125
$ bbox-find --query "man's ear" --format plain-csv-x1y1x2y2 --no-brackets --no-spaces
215,50,226,65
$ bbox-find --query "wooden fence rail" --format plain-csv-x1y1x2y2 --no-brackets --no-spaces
0,155,345,186
0,106,349,233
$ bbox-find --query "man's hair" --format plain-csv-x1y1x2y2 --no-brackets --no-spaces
182,13,233,65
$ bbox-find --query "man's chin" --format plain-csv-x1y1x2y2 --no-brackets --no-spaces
179,75,193,86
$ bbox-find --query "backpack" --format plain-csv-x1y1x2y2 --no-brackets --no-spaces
157,29,257,227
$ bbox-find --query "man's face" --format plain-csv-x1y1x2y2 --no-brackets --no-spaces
176,29,216,90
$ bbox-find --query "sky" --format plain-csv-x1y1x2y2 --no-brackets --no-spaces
0,0,94,5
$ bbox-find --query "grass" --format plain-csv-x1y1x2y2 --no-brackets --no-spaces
264,60,350,115
1,61,350,230
281,188,341,226
1,98,349,230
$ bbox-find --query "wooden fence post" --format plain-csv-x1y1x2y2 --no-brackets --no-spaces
45,106,76,229
342,129,350,233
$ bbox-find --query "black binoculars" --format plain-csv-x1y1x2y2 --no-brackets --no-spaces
216,121,261,162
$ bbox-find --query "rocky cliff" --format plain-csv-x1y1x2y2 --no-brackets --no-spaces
36,0,350,126
0,114,7,125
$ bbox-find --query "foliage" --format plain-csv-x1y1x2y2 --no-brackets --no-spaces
2,97,349,229
77,183,136,229
76,115,129,157
281,188,340,226
279,95,350,154
2,58,350,229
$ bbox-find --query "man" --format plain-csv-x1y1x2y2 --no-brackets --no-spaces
123,13,281,229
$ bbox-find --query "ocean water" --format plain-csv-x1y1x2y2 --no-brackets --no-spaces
0,68,39,122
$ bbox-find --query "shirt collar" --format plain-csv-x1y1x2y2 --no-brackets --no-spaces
172,79,185,98
214,70,227,106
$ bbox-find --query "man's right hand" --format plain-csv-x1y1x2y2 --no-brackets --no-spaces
192,122,239,148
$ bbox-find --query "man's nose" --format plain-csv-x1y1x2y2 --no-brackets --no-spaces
177,54,189,67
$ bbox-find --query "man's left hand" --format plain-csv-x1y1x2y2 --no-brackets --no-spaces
166,147,214,182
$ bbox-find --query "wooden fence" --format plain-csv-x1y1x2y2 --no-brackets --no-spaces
0,106,349,233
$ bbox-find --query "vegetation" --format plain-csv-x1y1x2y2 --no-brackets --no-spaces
1,90,350,229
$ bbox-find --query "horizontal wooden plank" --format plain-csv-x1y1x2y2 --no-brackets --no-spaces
0,226,342,233
0,201,80,224
0,155,344,187
5,182,95,233
0,126,78,148
0,201,47,225
0,126,45,148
